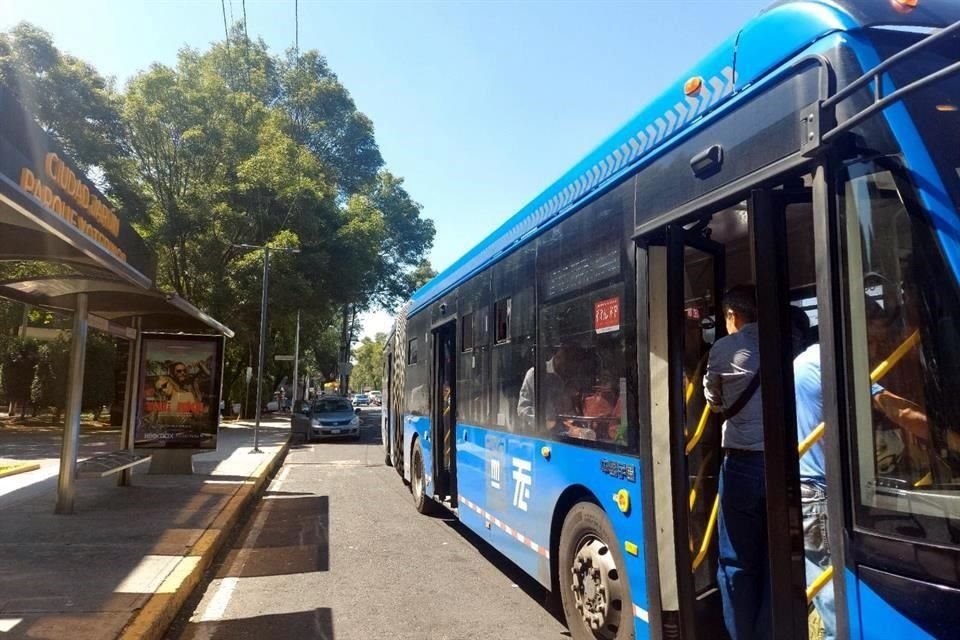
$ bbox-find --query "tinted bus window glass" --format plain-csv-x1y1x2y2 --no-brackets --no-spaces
841,161,960,544
458,271,491,425
492,245,535,432
462,312,474,352
534,202,628,447
494,298,511,344
404,315,429,416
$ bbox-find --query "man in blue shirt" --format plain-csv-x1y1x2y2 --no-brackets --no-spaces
704,285,767,640
793,341,836,640
795,315,929,640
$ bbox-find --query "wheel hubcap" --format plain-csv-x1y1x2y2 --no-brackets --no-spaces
413,453,423,501
570,535,623,638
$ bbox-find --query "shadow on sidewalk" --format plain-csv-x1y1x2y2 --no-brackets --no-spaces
0,426,289,640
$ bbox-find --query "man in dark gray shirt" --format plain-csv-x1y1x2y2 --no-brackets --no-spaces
703,285,769,640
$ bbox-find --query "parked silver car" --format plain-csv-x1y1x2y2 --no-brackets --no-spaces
292,397,361,441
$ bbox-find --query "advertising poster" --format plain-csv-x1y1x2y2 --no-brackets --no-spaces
135,333,223,448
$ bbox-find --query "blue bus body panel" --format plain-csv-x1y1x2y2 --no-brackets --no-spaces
455,423,651,637
856,578,934,640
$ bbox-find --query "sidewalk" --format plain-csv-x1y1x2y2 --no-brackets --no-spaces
0,418,290,640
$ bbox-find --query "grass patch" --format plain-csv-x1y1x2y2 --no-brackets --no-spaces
0,462,41,478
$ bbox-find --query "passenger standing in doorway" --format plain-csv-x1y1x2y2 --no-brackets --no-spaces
703,285,769,640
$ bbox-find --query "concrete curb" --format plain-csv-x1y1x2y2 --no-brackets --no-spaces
116,438,291,640
0,462,41,478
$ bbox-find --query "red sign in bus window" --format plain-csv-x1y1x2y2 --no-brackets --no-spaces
594,297,620,334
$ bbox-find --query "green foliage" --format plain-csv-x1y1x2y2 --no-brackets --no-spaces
0,22,125,171
0,22,435,413
31,337,69,416
81,334,115,417
1,337,40,415
351,332,387,392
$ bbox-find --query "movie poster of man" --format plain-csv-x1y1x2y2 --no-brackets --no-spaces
135,334,223,448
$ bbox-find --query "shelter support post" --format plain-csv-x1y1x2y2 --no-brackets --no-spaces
118,318,142,486
55,293,89,514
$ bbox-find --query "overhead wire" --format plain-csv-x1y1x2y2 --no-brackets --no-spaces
220,0,235,86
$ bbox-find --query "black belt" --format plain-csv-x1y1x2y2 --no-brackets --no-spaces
724,448,764,457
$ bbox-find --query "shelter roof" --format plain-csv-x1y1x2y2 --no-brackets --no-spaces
0,85,232,338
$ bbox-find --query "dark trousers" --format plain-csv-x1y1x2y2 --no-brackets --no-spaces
717,450,771,640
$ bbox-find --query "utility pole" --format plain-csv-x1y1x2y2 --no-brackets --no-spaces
233,243,300,453
291,309,300,408
339,303,350,396
253,245,270,453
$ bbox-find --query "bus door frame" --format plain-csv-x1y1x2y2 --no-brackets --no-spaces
664,223,726,640
749,185,813,638
431,319,458,501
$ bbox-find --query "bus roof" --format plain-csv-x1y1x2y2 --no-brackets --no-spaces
407,0,935,315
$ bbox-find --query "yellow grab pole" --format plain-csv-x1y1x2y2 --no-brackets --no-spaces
806,565,835,602
685,404,712,456
692,495,720,571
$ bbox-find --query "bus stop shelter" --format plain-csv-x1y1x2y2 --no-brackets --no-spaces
0,85,232,513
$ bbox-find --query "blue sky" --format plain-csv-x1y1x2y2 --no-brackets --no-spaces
2,0,771,336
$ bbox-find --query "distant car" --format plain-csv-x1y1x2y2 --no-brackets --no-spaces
369,391,382,406
352,394,370,407
292,397,361,440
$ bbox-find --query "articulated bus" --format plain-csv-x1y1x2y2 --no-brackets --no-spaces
381,1,960,638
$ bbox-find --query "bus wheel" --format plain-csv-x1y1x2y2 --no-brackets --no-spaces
559,503,633,640
411,439,434,515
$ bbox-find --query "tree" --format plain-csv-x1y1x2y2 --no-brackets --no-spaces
406,259,438,295
82,334,115,419
2,23,436,418
352,333,387,392
1,337,40,417
0,23,125,173
31,337,69,420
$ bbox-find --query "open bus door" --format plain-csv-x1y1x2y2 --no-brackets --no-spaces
432,320,457,502
651,180,816,639
664,223,727,640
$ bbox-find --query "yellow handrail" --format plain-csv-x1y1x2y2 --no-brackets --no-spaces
798,423,826,458
689,450,716,511
685,405,712,456
806,564,834,602
692,495,720,571
793,329,921,457
870,329,920,384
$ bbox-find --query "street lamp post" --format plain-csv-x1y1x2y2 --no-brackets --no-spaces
234,243,299,453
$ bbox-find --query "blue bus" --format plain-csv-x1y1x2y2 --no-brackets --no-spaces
381,1,960,638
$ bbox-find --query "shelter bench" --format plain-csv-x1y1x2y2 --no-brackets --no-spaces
77,451,152,479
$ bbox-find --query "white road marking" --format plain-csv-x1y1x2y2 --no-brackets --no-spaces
195,577,238,622
191,460,289,623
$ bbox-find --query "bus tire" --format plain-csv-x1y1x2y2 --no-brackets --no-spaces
411,439,434,515
558,502,634,640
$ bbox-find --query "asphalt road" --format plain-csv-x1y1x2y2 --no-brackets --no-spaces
169,408,569,640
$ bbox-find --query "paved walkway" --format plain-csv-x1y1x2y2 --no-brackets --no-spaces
0,418,289,640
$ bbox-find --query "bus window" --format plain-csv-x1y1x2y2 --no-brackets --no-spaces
841,162,960,543
534,203,629,447
492,244,535,432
